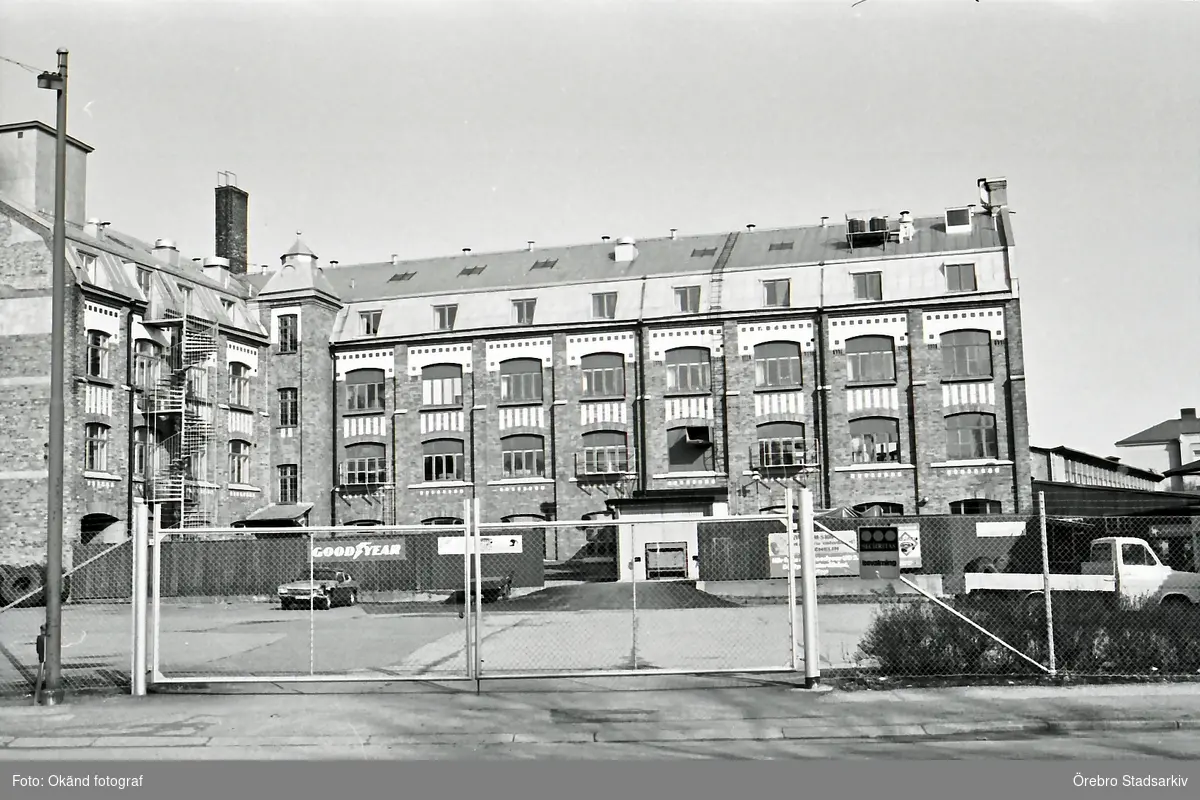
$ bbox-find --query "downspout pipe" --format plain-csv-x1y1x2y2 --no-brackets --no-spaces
635,278,650,495
814,264,832,508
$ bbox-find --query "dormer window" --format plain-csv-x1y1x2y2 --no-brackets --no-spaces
512,299,537,326
944,207,973,235
359,310,382,336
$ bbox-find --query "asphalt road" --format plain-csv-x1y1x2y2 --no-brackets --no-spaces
3,730,1199,761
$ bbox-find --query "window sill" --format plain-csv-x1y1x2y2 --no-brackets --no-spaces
845,380,897,390
421,404,464,412
344,409,387,417
580,396,627,403
663,391,712,399
228,484,261,493
224,403,254,414
79,376,117,388
417,480,474,488
277,349,299,356
938,376,995,384
930,459,1013,468
654,471,726,479
834,463,915,473
497,400,544,408
83,471,121,482
753,385,805,394
186,480,222,490
488,477,554,486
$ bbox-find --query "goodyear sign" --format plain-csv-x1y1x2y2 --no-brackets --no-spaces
311,539,407,562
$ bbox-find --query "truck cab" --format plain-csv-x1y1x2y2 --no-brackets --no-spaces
1082,537,1200,607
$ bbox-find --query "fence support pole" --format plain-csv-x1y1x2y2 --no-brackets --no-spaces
308,531,314,677
1038,491,1057,678
462,499,473,681
631,521,639,671
798,488,820,688
131,500,148,696
473,497,483,690
784,487,799,672
150,504,162,679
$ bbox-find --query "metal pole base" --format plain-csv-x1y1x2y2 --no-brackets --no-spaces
804,677,821,690
38,689,64,706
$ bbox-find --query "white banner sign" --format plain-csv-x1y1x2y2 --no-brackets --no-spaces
769,523,922,577
438,535,524,555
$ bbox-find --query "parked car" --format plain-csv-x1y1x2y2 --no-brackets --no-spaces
278,569,358,610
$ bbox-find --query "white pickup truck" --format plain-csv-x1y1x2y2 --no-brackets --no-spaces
964,536,1200,608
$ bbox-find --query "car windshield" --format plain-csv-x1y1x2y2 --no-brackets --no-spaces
295,570,339,582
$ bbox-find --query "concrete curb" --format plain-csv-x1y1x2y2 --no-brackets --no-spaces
0,718,1193,749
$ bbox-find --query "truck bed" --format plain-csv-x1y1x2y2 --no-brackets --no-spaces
964,572,1116,594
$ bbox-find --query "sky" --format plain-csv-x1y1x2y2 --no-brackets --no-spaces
1,0,1198,459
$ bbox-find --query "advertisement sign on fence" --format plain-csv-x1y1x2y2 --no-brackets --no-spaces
437,535,524,555
311,539,407,562
858,527,901,580
769,523,921,578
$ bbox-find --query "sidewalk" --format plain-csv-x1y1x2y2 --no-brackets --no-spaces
2,676,1199,755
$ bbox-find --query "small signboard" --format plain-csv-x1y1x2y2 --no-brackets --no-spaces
438,535,524,556
858,526,900,580
769,523,921,578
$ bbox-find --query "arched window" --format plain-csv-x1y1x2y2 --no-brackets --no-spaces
941,330,992,379
86,330,110,379
133,339,162,390
499,358,543,403
665,347,710,393
848,417,901,463
228,362,251,406
581,430,628,474
502,434,546,479
423,439,464,483
950,498,1001,515
345,368,386,411
84,423,110,471
344,442,387,485
853,502,904,517
581,353,625,398
228,439,251,485
756,421,807,467
946,413,998,460
845,336,894,383
422,364,463,407
754,341,802,388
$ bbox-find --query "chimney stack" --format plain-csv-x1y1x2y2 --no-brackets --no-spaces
978,177,1009,214
202,256,232,286
1182,408,1196,420
84,217,102,238
154,238,180,267
215,171,249,275
897,211,915,244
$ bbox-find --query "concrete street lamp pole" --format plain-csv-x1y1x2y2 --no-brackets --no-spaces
36,47,69,706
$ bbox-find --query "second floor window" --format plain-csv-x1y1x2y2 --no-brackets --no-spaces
228,362,251,406
359,310,382,336
278,388,298,427
941,330,992,379
581,353,625,398
86,331,110,379
845,335,895,383
591,292,617,320
228,440,251,485
278,314,298,353
501,434,546,479
754,341,802,388
133,339,162,390
423,438,464,482
344,442,387,485
84,423,109,472
278,464,299,503
674,286,701,314
422,364,463,407
345,368,386,411
512,299,537,325
433,304,458,331
849,417,901,463
763,279,791,308
946,412,999,461
665,347,710,393
499,358,542,403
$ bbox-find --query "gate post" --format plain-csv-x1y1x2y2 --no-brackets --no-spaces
150,503,162,681
130,500,149,696
785,487,799,672
798,488,821,688
462,498,474,680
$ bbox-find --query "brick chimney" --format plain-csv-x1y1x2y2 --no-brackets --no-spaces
0,121,92,226
215,171,248,275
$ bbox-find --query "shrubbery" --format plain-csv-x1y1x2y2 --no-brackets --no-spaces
856,593,1200,677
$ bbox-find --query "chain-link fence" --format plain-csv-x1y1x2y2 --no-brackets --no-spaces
472,517,802,677
0,539,134,700
847,497,1200,681
150,524,486,683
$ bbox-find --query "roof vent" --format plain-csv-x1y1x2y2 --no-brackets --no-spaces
390,254,400,265
329,260,339,267
897,211,915,243
462,248,471,254
154,238,177,251
84,217,103,238
613,237,637,263
527,241,535,251
746,224,756,232
601,235,611,243
1182,408,1196,420
820,216,829,227
670,228,677,240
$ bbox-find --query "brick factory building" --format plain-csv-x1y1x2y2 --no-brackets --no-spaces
0,120,1030,570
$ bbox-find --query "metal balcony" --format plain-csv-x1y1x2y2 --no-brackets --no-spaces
574,449,637,482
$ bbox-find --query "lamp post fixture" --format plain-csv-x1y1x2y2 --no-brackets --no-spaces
36,48,69,706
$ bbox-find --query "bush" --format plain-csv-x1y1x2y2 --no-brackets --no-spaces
856,593,1200,678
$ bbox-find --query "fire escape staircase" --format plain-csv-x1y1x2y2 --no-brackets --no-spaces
707,230,740,313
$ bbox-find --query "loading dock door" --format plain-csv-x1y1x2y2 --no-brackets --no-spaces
645,542,688,580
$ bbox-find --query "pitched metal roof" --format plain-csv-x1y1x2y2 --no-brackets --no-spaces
1164,458,1200,478
319,213,1008,304
1115,416,1200,447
